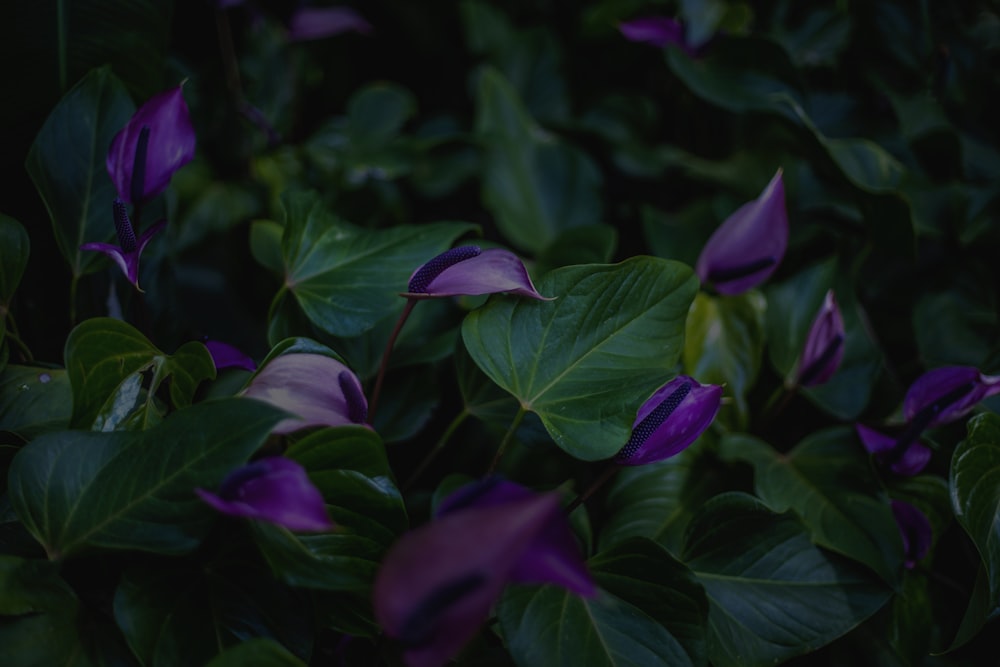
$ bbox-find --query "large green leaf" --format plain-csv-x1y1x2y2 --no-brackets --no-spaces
951,413,1000,617
114,558,312,667
499,586,694,667
7,397,287,559
683,291,766,428
206,639,306,667
25,66,134,278
474,66,602,253
682,492,891,667
64,317,215,429
278,190,476,337
462,257,698,461
720,429,903,585
0,365,72,438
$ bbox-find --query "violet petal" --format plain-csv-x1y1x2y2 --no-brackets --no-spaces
196,457,333,532
890,499,931,569
903,366,1000,428
615,376,722,466
854,424,931,476
404,247,551,300
619,16,686,49
695,169,788,295
287,6,372,41
80,218,166,291
795,289,845,387
205,340,257,372
241,353,369,434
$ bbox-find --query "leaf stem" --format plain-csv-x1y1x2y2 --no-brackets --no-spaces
402,409,470,492
487,406,526,475
369,298,417,424
69,273,79,326
566,463,622,514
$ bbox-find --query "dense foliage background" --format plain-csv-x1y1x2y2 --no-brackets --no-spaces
3,1,1000,665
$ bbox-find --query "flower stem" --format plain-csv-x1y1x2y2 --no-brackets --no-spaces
69,273,79,326
402,409,470,492
757,382,798,432
566,463,621,514
487,406,526,475
368,298,417,424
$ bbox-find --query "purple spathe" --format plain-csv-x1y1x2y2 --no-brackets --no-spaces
855,423,931,476
795,289,845,387
890,499,931,569
403,246,551,300
903,366,1000,429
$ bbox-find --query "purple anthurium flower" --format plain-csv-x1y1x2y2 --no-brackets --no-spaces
615,375,722,466
204,339,257,372
287,6,372,41
793,289,845,388
618,16,703,57
106,84,195,205
903,366,1000,430
374,480,593,667
196,457,334,532
80,199,165,291
402,246,551,300
890,499,931,569
855,423,931,476
695,169,788,296
241,353,369,434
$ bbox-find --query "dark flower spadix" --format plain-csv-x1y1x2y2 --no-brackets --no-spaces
374,480,592,667
855,423,931,476
205,339,257,372
793,289,845,388
106,84,195,204
241,353,369,434
81,198,165,291
615,375,722,466
196,457,334,532
890,499,931,569
903,366,1000,429
403,246,550,300
695,169,788,295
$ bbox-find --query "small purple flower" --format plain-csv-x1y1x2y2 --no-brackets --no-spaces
241,353,369,434
287,6,372,41
106,84,195,205
794,289,845,388
615,376,722,466
374,480,593,667
855,423,931,476
196,457,334,532
81,199,165,291
695,169,788,296
903,366,1000,430
890,499,931,569
619,16,686,48
205,339,257,372
403,246,551,300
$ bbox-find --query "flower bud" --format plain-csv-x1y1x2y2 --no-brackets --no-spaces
794,289,845,387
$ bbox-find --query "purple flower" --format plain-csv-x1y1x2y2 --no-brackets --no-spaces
615,375,722,466
196,457,334,532
241,353,369,434
903,366,1000,429
81,199,165,291
373,480,593,667
794,289,845,387
287,6,372,41
403,246,551,300
619,16,686,48
855,423,931,476
205,339,257,372
695,169,788,295
890,499,931,569
106,85,195,205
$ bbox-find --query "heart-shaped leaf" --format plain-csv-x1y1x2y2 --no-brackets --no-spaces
0,366,72,439
683,492,891,667
64,317,216,428
8,397,287,559
462,256,698,460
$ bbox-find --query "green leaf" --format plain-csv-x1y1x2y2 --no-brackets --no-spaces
114,558,312,667
682,493,892,667
600,439,726,557
589,538,709,667
475,66,602,253
206,638,306,667
25,66,134,278
251,219,286,275
951,413,1000,616
346,83,417,150
499,586,694,667
462,257,698,460
0,216,29,340
279,190,476,337
683,291,766,428
721,428,903,585
8,397,287,559
534,224,619,276
0,366,72,438
0,555,74,615
64,317,216,428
